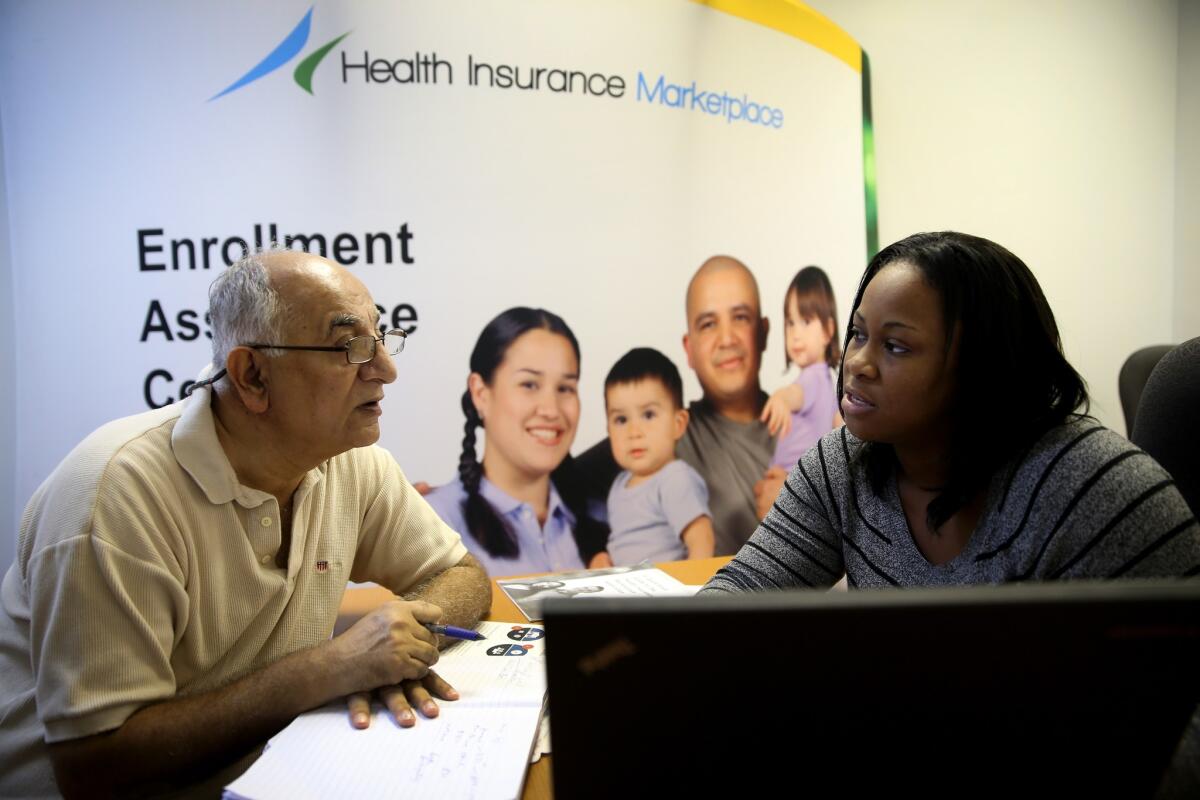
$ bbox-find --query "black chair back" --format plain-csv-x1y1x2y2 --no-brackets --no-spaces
1132,337,1200,516
1119,344,1173,435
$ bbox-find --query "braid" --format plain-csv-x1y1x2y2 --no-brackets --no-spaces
458,390,519,558
458,390,484,495
552,454,610,564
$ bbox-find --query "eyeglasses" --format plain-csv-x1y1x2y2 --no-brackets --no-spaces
245,329,407,365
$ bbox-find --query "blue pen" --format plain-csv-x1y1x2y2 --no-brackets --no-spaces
426,623,486,641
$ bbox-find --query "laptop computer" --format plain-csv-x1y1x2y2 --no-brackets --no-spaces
543,580,1200,798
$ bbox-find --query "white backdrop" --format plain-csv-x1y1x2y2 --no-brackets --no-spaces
0,0,867,505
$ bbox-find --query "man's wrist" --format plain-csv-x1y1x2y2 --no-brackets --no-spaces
302,638,359,701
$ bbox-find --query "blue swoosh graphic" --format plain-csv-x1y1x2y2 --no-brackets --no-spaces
209,7,313,101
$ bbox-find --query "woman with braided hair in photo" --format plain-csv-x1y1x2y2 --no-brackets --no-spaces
425,307,608,578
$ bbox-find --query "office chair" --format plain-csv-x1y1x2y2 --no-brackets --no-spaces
1131,337,1200,517
1119,344,1174,436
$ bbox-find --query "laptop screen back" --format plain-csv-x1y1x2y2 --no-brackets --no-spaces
543,580,1200,798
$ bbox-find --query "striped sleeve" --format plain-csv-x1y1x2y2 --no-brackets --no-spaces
702,431,847,593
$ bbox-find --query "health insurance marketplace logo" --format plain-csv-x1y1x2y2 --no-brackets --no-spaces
209,7,348,99
209,5,785,130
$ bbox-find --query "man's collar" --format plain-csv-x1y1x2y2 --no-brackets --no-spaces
172,383,248,506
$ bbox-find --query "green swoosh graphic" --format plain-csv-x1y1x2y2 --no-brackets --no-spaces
294,32,352,95
860,49,879,260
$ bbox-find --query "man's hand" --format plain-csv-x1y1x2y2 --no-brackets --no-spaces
345,670,460,729
588,551,613,569
759,392,793,437
328,599,442,691
753,466,789,522
412,481,434,496
336,554,491,730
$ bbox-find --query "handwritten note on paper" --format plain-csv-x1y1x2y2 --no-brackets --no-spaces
223,621,546,800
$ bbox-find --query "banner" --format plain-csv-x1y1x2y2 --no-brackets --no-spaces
0,0,870,505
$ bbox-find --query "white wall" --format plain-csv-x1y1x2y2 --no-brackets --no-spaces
1176,0,1200,342
0,110,14,572
808,0,1191,432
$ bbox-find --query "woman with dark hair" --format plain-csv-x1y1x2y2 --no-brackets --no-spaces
425,307,607,578
705,231,1198,592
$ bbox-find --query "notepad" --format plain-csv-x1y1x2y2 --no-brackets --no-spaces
224,620,547,800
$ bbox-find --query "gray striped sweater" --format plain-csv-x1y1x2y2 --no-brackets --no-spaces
703,418,1200,593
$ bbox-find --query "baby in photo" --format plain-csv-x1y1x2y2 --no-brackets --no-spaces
600,348,714,565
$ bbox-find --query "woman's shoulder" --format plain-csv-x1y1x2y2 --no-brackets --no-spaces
1021,416,1141,468
1009,416,1172,494
996,417,1198,580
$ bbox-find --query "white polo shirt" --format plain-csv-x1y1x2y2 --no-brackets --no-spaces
0,385,466,797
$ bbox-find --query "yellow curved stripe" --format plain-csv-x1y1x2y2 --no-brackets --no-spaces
691,0,862,73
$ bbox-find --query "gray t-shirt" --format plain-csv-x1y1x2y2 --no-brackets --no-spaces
676,397,775,557
606,460,711,565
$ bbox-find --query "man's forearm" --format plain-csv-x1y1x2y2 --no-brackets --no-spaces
49,639,353,798
401,553,491,631
51,555,493,796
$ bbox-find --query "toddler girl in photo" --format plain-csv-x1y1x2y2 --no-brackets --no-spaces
760,266,842,468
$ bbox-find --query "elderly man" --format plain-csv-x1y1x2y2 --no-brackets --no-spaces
0,251,490,798
578,255,780,556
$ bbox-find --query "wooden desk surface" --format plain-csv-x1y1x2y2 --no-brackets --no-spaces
335,556,730,800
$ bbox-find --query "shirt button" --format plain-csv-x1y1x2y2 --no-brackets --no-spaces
261,517,272,527
260,554,272,565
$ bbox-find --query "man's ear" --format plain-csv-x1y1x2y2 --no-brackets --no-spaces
682,333,694,370
758,316,770,352
225,347,271,414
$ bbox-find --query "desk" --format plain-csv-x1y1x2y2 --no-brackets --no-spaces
335,556,730,800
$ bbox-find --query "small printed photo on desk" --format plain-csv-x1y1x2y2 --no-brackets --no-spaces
497,562,701,621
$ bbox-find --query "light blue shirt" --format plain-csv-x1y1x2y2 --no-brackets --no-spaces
606,459,710,565
425,475,585,578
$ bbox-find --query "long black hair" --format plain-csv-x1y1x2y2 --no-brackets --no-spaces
458,307,608,562
838,232,1089,531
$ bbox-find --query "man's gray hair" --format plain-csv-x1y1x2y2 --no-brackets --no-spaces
208,252,289,379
